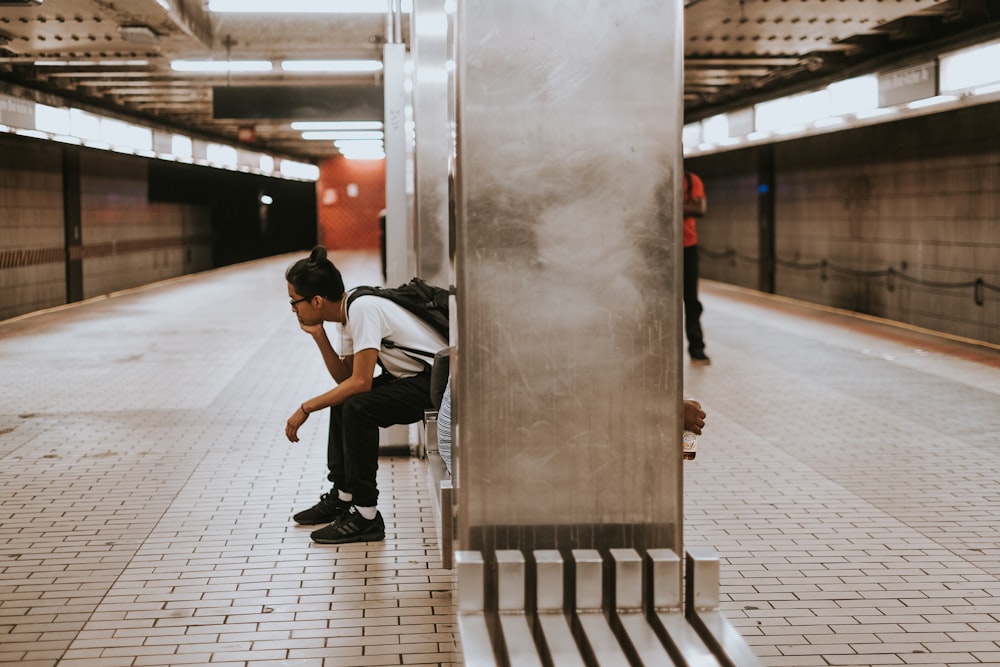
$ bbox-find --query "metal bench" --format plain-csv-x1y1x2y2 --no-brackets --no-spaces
422,408,454,569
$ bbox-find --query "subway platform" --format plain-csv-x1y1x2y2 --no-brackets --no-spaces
2,252,1000,667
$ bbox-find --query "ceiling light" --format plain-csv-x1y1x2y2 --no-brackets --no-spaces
301,130,384,141
906,95,957,110
171,60,272,73
281,60,382,73
334,139,384,149
973,82,1000,96
939,40,1000,93
814,117,847,128
291,121,383,131
280,161,320,181
209,0,411,13
340,147,386,161
35,60,149,67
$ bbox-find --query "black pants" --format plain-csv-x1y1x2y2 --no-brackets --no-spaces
326,371,432,507
683,244,706,357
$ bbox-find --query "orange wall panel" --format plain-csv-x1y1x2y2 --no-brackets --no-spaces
316,157,385,251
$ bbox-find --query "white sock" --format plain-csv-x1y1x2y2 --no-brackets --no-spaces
355,505,377,520
338,490,353,502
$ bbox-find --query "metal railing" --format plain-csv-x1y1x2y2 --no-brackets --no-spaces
702,247,1000,307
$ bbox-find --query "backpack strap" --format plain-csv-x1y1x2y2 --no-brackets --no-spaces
345,289,436,372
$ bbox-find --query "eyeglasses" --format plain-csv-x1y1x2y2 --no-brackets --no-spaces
290,296,310,308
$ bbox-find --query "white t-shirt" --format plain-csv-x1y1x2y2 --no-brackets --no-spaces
341,293,448,378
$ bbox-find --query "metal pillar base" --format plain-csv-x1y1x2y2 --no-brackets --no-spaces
455,548,763,667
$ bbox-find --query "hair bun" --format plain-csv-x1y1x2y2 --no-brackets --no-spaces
308,246,328,263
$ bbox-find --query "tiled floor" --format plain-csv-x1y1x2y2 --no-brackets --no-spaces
3,252,1000,666
684,283,1000,667
0,253,457,667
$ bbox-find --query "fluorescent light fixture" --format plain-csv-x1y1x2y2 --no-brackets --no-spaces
279,160,320,181
291,121,383,131
209,0,411,13
207,143,239,168
828,75,878,116
15,129,48,140
69,109,102,142
281,59,382,73
701,114,729,143
171,134,193,159
340,147,386,160
814,117,847,128
35,59,149,67
756,89,830,133
774,124,807,136
171,60,272,73
974,82,1000,96
2,91,314,182
301,130,384,141
906,95,957,110
855,107,896,120
682,122,702,148
35,104,70,135
334,139,384,149
940,39,1000,93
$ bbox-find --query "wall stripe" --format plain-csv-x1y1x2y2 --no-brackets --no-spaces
0,236,211,269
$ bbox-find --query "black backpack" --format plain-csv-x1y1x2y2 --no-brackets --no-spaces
346,277,450,360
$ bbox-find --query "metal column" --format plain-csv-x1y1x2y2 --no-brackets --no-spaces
454,0,685,555
383,0,412,285
411,0,452,287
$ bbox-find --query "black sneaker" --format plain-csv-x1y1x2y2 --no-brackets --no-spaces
293,490,351,525
310,507,386,544
690,352,711,366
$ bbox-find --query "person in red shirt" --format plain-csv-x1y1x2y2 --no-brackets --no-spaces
683,169,710,364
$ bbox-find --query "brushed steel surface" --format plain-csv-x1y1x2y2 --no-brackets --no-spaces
383,42,412,285
685,546,720,612
572,549,605,612
454,0,684,554
610,547,643,610
533,550,588,666
534,549,565,613
646,548,682,610
412,0,451,286
456,550,486,612
495,549,526,612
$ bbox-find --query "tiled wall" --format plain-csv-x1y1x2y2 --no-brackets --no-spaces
0,137,66,318
0,135,211,320
78,151,211,299
690,101,1000,345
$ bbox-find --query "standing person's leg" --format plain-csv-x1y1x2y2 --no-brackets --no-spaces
310,372,432,544
684,244,710,363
